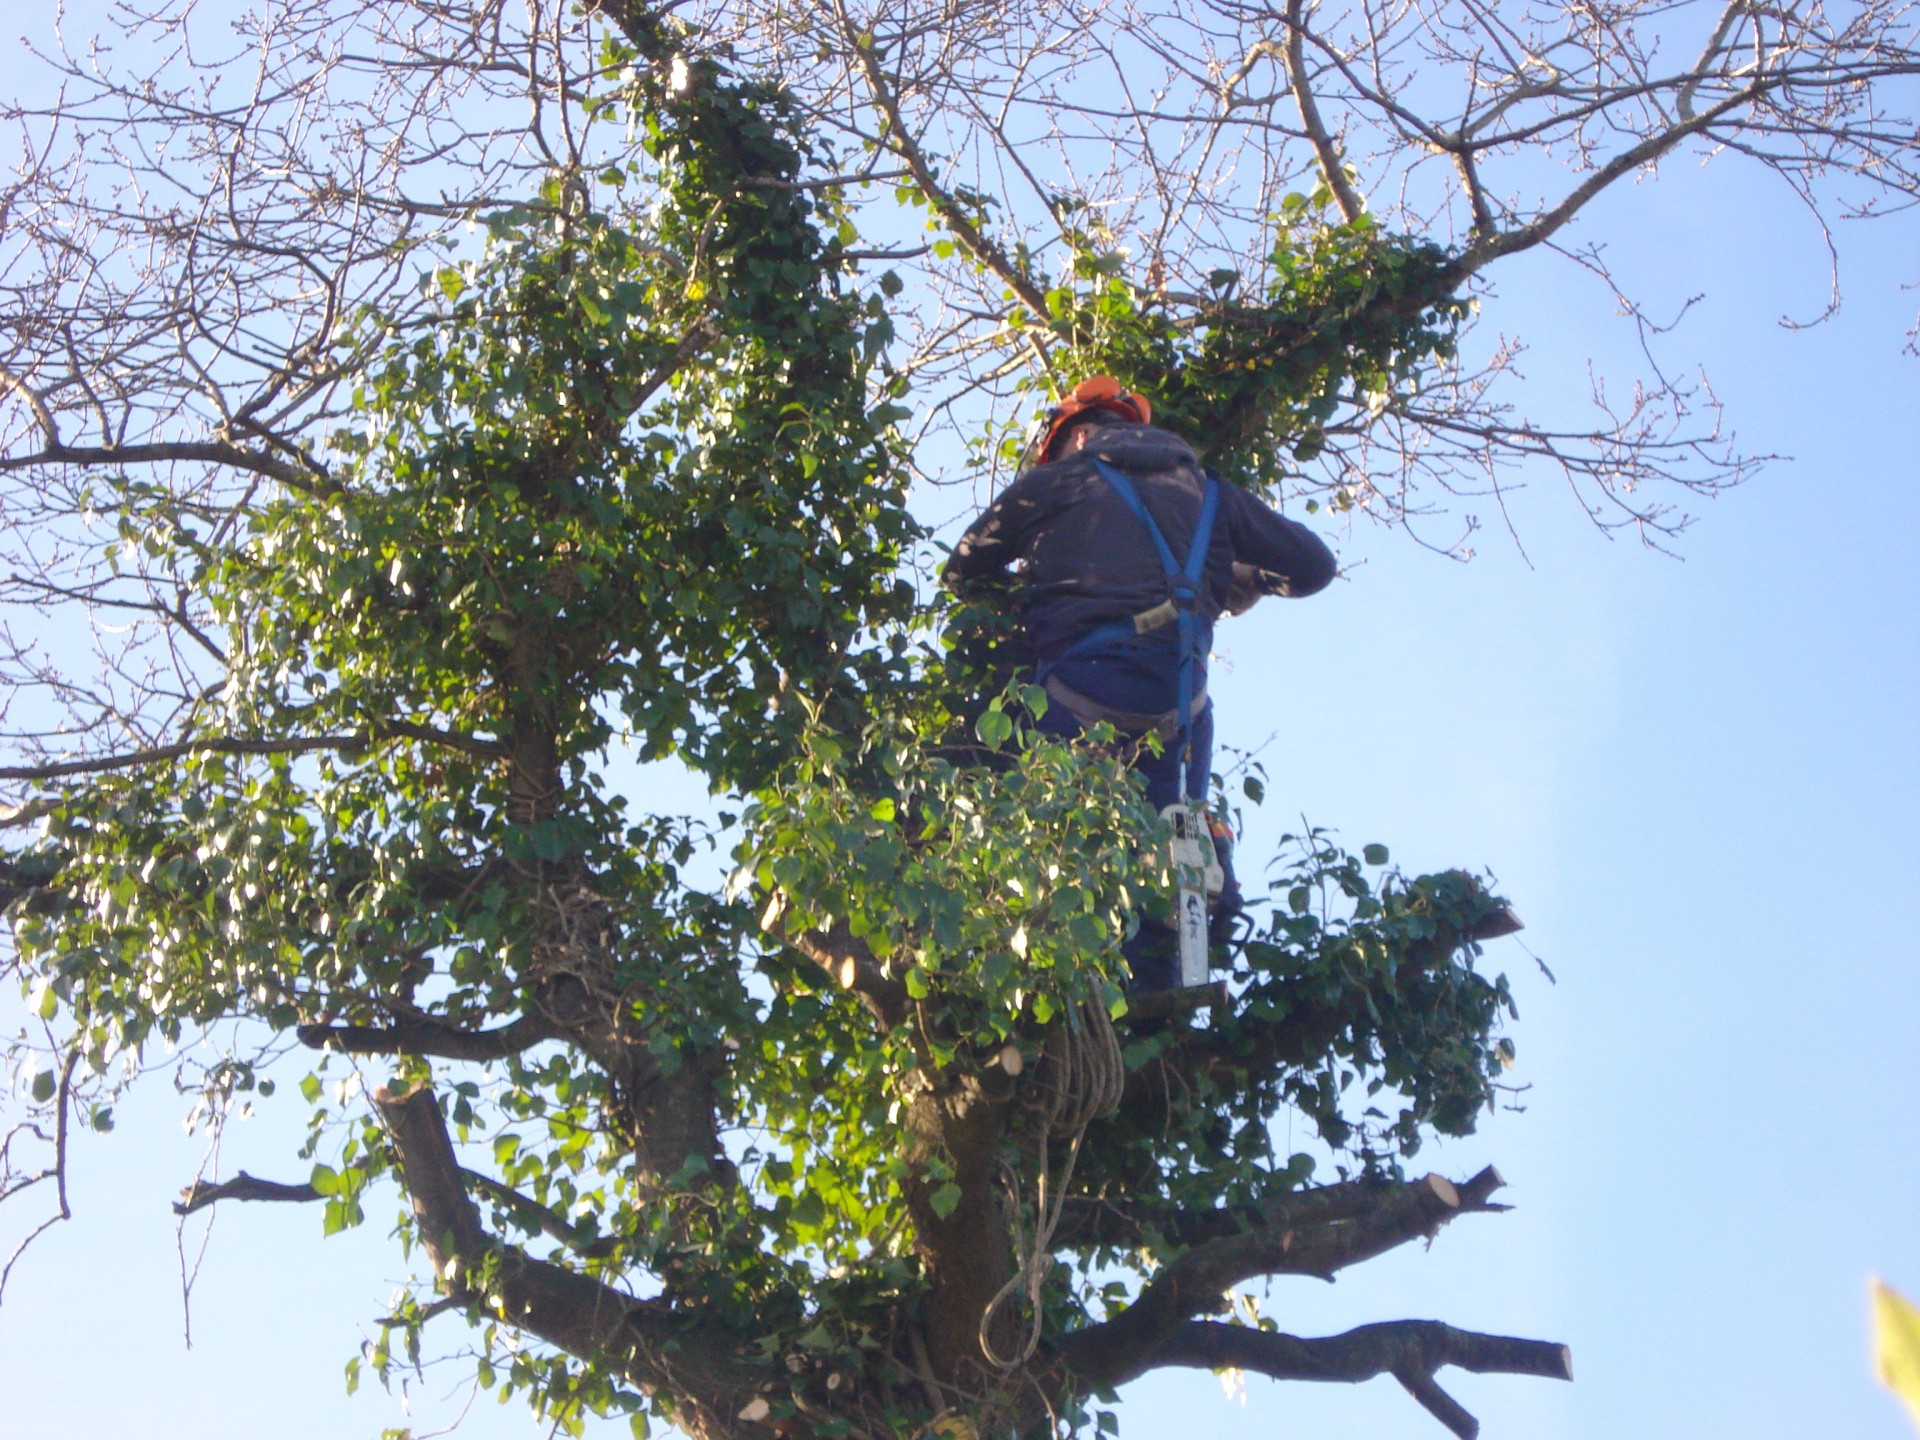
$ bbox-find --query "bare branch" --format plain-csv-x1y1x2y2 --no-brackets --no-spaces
173,1170,322,1216
462,1169,619,1258
846,24,1052,321
0,438,321,489
1286,0,1368,222
1143,1317,1573,1439
0,1050,78,1308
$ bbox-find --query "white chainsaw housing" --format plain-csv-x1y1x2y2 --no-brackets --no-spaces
1161,803,1224,987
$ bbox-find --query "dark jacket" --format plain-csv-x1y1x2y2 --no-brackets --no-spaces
941,425,1336,663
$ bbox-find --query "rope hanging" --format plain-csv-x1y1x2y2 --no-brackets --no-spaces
978,996,1124,1370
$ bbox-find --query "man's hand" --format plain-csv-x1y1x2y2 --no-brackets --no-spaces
1224,562,1267,615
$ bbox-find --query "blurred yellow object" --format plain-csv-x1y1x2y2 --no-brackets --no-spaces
1873,1279,1920,1432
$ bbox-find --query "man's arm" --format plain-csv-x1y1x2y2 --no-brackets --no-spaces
940,473,1043,598
1224,488,1338,603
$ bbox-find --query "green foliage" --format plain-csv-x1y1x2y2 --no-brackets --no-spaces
8,41,921,1429
1053,829,1520,1283
737,699,1160,1261
1237,841,1520,1153
748,708,1152,1027
996,185,1469,492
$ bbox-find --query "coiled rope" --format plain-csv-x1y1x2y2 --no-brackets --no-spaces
978,996,1124,1369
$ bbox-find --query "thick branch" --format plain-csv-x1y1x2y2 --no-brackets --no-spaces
1145,1318,1572,1439
849,34,1052,320
762,892,910,1029
173,1170,321,1216
296,1011,559,1061
0,438,319,488
375,1084,496,1264
373,1083,764,1439
0,734,368,783
627,317,719,417
1054,1170,1437,1249
1286,0,1368,223
0,721,503,783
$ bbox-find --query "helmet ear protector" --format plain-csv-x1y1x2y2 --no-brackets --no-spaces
1017,376,1153,471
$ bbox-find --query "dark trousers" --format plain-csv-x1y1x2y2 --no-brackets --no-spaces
1034,692,1214,811
1032,673,1226,991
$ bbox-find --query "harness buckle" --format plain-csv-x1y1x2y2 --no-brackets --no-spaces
1131,598,1180,634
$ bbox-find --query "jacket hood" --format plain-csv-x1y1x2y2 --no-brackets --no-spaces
1031,423,1199,479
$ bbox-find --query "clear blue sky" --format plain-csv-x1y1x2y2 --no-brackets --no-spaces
3,29,1917,1440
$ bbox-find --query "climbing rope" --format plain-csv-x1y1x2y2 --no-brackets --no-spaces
1029,994,1126,1141
978,996,1124,1369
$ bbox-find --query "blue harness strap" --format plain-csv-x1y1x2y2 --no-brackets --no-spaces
1046,458,1219,800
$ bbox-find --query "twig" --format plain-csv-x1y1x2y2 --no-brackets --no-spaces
0,1051,80,1307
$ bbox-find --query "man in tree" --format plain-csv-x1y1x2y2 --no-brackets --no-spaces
27,0,1920,1423
943,376,1337,987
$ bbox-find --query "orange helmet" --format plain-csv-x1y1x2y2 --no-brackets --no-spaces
1024,376,1152,468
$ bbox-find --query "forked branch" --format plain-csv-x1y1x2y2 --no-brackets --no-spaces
845,23,1051,321
1058,1168,1509,1388
0,1051,79,1308
373,1083,766,1433
1145,1318,1572,1439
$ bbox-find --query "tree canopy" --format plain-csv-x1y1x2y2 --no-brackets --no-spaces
2,2,1915,1438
